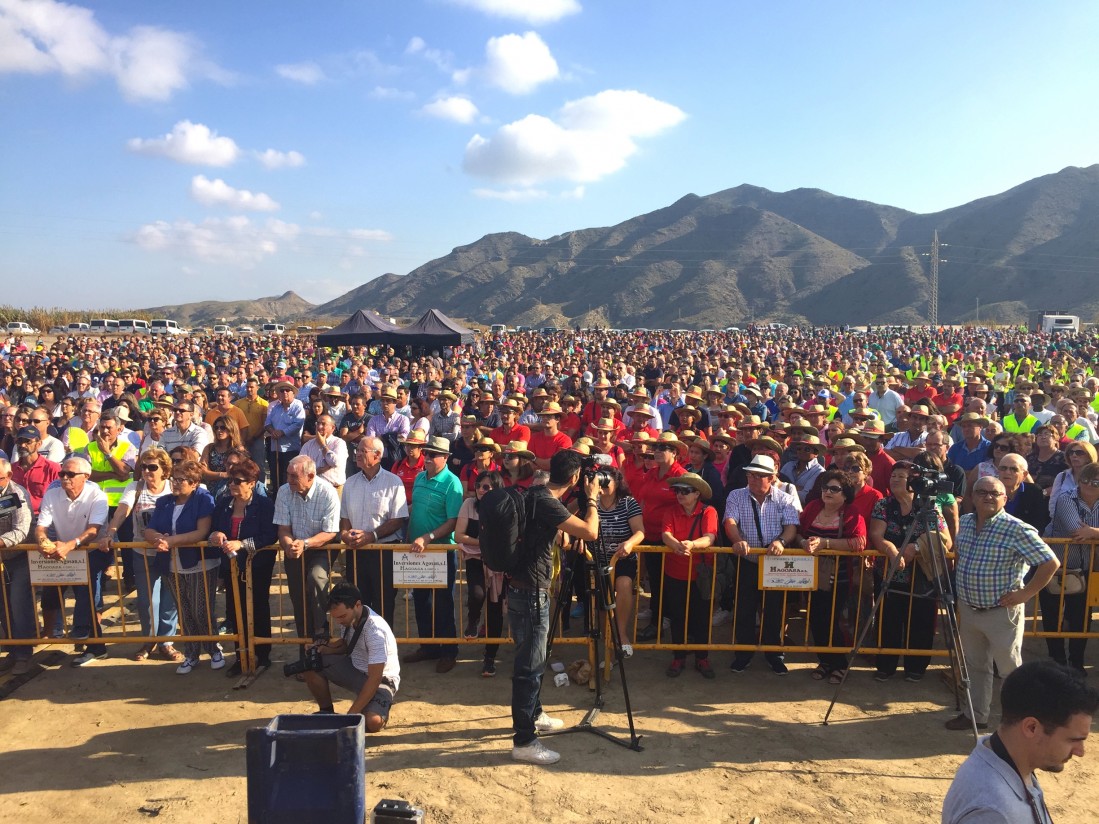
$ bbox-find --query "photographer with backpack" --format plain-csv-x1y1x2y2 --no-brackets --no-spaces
482,449,600,765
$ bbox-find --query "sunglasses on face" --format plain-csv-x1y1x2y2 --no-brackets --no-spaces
672,487,697,496
228,477,248,486
822,485,844,494
59,470,85,479
476,484,493,491
973,489,1003,499
141,464,160,472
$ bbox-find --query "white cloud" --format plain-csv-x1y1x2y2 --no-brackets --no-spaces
421,96,479,124
276,61,325,84
133,216,299,266
128,120,240,166
473,187,548,202
345,228,394,242
444,0,581,25
483,31,558,95
0,0,219,101
369,85,415,101
404,35,455,74
190,175,280,212
254,148,306,169
463,89,686,186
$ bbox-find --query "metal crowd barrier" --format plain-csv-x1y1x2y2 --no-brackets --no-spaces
1,539,1096,677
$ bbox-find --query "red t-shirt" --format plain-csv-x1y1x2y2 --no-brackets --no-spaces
904,386,936,405
868,447,896,494
393,455,425,503
661,501,718,581
931,390,964,423
529,430,572,461
560,412,582,438
490,423,532,446
636,463,687,541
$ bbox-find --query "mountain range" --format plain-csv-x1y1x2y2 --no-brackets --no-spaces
158,165,1099,328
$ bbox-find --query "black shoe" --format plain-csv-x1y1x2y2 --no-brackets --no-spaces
225,660,243,678
874,671,895,682
729,657,750,673
636,624,659,642
769,659,789,676
481,657,496,678
904,672,924,683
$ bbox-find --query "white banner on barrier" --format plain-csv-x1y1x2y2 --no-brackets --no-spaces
29,550,91,585
392,552,447,588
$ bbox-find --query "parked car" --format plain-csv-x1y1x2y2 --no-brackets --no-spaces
89,318,119,334
261,323,286,334
67,322,90,333
213,324,233,336
150,318,184,336
6,321,38,336
118,319,150,334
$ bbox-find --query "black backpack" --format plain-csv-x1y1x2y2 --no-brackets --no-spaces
378,431,406,471
477,486,537,576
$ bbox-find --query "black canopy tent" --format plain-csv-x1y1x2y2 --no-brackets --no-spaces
393,309,476,348
315,309,401,347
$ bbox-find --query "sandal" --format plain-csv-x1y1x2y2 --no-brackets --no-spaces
159,645,185,663
132,645,154,661
810,664,828,681
829,669,848,685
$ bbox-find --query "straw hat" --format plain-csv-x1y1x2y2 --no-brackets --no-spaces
743,455,778,475
669,472,712,501
400,430,429,447
591,416,618,432
473,437,501,454
654,431,689,456
503,440,535,460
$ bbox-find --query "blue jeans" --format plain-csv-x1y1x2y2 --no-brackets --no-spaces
2,554,37,660
412,549,458,660
508,585,550,746
72,549,110,656
132,553,178,640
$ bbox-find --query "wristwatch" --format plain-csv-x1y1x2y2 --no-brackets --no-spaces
427,531,435,541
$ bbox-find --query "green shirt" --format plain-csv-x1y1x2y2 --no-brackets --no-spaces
407,467,464,542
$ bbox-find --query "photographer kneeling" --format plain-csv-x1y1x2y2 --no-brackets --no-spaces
301,583,400,733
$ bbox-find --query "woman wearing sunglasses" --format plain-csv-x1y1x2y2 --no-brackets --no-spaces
454,470,507,677
201,415,244,498
100,448,180,662
796,469,867,684
1049,441,1098,518
208,458,277,677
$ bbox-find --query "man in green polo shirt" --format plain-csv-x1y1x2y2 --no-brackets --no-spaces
404,436,464,673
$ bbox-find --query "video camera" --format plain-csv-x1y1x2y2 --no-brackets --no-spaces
906,465,953,498
283,644,325,678
0,491,24,515
579,454,614,490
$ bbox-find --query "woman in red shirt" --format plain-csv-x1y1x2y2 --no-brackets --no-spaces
661,473,718,679
501,440,536,488
393,430,427,503
459,438,500,496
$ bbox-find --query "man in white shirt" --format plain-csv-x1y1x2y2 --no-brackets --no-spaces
299,414,348,490
304,582,401,733
36,456,109,666
867,375,904,427
340,436,408,623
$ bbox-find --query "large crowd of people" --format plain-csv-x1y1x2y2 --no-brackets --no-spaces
0,323,1096,736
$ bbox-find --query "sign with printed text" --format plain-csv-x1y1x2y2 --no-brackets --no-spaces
758,555,817,591
392,551,448,588
29,550,91,586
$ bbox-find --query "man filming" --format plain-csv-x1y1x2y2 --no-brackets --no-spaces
943,659,1099,823
509,449,600,766
302,583,400,733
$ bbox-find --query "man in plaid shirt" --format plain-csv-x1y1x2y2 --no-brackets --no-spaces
946,476,1059,731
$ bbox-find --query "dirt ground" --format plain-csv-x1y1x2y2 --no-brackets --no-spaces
1,634,1096,824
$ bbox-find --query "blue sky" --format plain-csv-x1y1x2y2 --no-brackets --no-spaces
2,0,1097,310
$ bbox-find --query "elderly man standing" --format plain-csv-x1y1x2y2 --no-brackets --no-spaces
274,455,340,657
36,456,109,666
264,381,306,490
0,459,33,675
159,400,211,456
723,455,801,675
299,414,347,491
946,476,1060,731
402,436,464,674
63,398,101,455
340,437,408,624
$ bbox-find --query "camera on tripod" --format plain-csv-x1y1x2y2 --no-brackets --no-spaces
906,465,953,498
283,644,325,677
580,454,613,489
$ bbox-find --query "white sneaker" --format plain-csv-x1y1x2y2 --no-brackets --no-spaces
512,739,561,765
176,657,198,675
534,711,564,732
210,651,225,670
711,608,731,627
620,644,634,659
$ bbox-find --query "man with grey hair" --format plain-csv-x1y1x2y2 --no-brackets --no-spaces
299,414,347,490
0,458,33,675
158,399,211,456
340,436,408,623
274,455,340,655
36,456,109,666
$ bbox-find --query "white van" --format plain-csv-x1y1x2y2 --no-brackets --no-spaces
261,323,286,334
150,318,184,336
67,322,90,333
5,321,37,336
89,319,119,334
489,324,507,335
213,324,233,336
118,319,150,334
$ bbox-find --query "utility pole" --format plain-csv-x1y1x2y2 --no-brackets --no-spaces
928,230,940,327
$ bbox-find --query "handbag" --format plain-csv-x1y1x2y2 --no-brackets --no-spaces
1046,569,1087,596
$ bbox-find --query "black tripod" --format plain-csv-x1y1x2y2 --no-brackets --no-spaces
543,546,643,751
823,493,980,740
